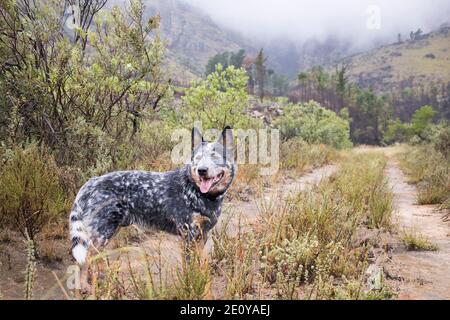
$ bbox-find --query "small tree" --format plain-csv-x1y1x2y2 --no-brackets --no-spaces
254,49,267,102
205,49,246,76
181,64,261,130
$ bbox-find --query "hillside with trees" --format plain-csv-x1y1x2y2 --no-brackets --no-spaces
343,25,450,92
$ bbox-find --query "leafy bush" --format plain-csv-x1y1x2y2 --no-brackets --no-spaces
273,101,352,149
178,64,262,130
0,144,68,241
411,105,436,139
383,120,413,144
0,0,169,170
123,120,175,172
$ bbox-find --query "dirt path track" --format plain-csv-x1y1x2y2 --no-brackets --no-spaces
387,160,450,300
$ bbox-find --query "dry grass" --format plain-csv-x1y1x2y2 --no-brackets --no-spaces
280,140,338,174
255,152,393,299
401,230,439,252
397,145,449,205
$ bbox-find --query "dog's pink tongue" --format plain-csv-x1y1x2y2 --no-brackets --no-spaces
200,178,214,193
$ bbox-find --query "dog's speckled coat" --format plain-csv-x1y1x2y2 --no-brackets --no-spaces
70,127,235,264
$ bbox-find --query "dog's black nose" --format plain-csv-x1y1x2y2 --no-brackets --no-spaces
198,167,208,177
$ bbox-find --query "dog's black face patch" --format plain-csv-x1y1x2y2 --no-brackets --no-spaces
189,127,235,195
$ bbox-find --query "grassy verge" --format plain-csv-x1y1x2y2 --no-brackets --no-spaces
280,140,338,174
397,145,449,205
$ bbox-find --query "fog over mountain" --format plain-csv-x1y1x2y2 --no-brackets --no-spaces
182,0,450,46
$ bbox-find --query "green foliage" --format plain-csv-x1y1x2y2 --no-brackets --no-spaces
434,124,450,160
172,246,211,300
411,105,436,139
273,101,352,149
0,144,68,241
0,0,169,171
254,49,267,102
350,89,390,145
178,64,262,130
384,120,413,144
266,70,289,96
205,49,246,76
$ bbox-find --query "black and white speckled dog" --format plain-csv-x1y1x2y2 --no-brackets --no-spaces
69,127,235,271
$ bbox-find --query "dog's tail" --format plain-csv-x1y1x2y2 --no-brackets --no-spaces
69,202,90,265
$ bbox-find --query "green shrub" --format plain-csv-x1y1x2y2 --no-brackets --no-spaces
0,144,68,241
0,0,169,171
273,101,352,149
122,120,175,172
177,64,262,130
383,120,413,144
411,105,436,140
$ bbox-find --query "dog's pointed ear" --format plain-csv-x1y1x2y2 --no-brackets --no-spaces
217,126,233,150
192,127,203,151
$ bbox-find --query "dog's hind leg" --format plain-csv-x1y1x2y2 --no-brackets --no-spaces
79,247,93,294
71,202,125,295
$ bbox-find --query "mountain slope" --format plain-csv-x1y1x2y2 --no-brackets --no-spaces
144,0,256,84
343,25,450,92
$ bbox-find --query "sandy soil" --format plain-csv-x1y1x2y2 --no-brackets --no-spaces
386,160,450,300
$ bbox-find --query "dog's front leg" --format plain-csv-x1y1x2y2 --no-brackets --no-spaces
189,213,211,243
178,214,210,263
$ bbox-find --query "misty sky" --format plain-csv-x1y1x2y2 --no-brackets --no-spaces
182,0,450,44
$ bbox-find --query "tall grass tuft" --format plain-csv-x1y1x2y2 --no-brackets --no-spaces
397,145,449,205
211,213,258,299
172,244,212,300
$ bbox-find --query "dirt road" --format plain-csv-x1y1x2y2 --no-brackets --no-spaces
386,160,450,300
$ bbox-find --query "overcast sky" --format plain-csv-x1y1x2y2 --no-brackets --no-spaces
182,0,450,44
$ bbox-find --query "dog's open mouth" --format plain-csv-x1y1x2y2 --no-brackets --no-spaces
199,172,224,193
